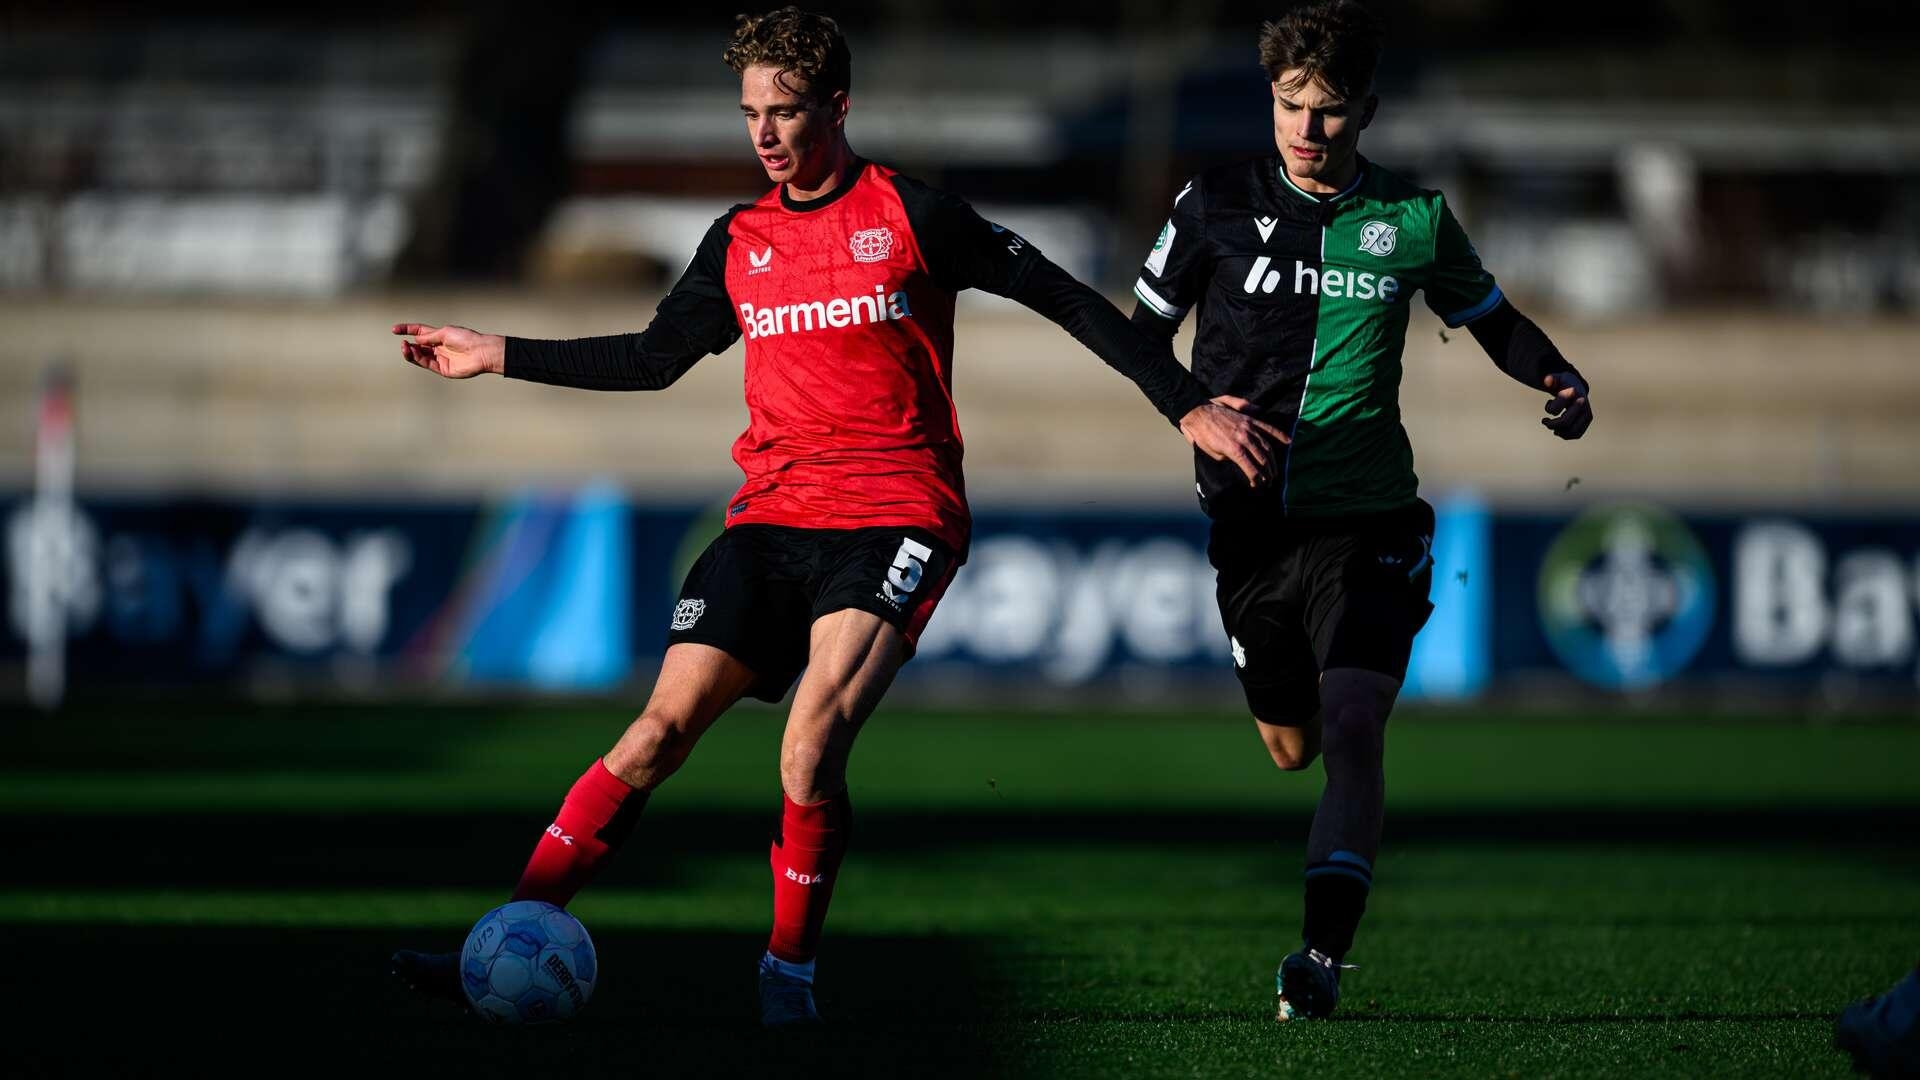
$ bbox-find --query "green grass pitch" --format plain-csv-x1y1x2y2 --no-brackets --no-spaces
5,701,1917,1077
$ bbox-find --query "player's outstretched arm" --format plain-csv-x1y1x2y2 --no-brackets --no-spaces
1011,257,1286,487
394,212,745,394
889,173,1281,487
1464,300,1593,440
392,323,505,379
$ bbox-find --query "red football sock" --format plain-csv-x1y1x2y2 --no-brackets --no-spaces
767,791,853,963
510,759,647,906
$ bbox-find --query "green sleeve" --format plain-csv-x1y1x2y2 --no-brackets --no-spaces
1424,196,1504,327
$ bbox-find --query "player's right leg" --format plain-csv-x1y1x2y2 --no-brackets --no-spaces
1209,517,1322,775
391,643,756,1008
511,642,758,905
394,525,809,1011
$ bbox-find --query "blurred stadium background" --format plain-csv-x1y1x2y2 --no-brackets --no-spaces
3,2,1917,1075
7,0,1920,707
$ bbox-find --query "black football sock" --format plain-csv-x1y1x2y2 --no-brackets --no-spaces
1301,699,1386,962
1301,851,1373,961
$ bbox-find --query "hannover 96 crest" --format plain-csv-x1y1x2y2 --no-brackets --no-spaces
1358,220,1398,257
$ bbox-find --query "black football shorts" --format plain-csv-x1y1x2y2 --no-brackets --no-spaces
664,523,961,702
1208,499,1436,724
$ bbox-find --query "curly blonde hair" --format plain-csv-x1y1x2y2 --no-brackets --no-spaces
723,7,851,103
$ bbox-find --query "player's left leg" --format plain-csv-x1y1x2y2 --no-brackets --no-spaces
1300,668,1399,937
1273,669,1399,1021
756,526,959,1026
1277,500,1434,1021
757,607,908,1025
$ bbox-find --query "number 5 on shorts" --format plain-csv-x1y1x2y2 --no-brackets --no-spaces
882,537,934,604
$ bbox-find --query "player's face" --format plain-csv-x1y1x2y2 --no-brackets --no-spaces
1271,69,1375,192
740,64,848,189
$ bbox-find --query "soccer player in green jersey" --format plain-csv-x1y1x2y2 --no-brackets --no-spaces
1129,0,1593,1020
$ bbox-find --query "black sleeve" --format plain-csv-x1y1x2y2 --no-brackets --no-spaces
1465,298,1585,391
504,210,743,391
891,171,1208,425
889,172,1040,297
1130,174,1208,329
1130,299,1181,344
1128,174,1205,340
1011,257,1212,426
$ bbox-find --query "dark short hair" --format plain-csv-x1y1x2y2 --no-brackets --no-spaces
1258,1,1384,101
722,7,852,103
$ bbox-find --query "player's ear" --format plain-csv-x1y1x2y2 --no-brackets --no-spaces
1359,94,1378,130
828,90,849,129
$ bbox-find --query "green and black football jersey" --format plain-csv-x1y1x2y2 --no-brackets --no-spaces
1133,156,1501,521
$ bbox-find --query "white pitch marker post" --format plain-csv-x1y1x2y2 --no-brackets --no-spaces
26,368,76,710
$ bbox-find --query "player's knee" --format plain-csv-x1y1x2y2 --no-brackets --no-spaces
1255,719,1320,771
780,720,861,804
780,759,842,806
1266,741,1319,772
779,737,841,800
606,711,693,785
1320,709,1384,764
1317,669,1398,763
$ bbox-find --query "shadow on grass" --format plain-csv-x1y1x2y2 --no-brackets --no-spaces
0,702,507,773
1004,1005,1839,1024
7,925,998,1077
6,807,1919,889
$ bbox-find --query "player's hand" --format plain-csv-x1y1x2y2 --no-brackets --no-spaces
391,323,506,379
1180,395,1289,488
1541,373,1592,439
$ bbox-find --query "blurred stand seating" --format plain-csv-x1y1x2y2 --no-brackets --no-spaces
2,20,1918,502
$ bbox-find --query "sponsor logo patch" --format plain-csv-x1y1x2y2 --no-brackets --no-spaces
1254,216,1277,244
1145,220,1175,277
1241,257,1399,302
738,286,913,339
748,246,773,275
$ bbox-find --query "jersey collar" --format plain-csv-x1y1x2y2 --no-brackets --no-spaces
780,157,867,213
1275,157,1367,206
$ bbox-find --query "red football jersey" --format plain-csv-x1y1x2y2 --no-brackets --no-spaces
504,159,1209,553
719,162,982,551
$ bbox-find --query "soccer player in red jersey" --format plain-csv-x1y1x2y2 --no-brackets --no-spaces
389,7,1283,1026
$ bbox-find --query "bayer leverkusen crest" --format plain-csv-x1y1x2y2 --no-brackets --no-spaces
849,227,894,263
671,598,705,631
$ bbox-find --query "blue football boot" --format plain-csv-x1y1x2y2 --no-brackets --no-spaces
1837,968,1920,1078
1276,948,1354,1022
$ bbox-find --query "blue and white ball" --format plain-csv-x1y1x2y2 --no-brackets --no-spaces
460,900,597,1024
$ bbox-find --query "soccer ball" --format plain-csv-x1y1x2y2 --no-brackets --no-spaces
459,900,597,1024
